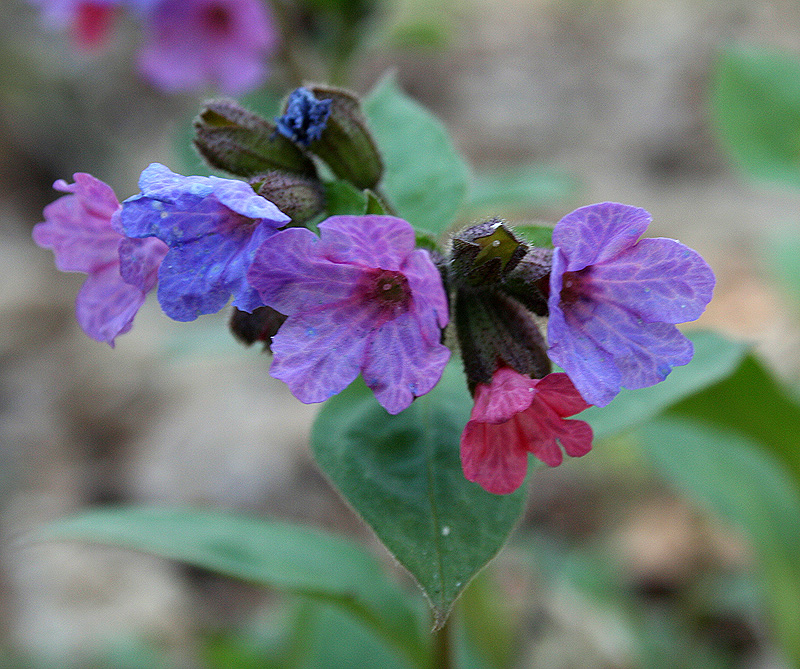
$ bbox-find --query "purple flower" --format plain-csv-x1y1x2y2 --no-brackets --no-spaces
117,163,290,322
247,215,451,414
275,87,332,147
547,202,715,407
30,0,121,48
137,0,278,95
32,173,167,345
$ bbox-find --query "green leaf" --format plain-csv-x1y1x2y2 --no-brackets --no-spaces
35,506,430,669
712,44,800,188
512,223,554,249
668,349,800,482
465,165,579,216
365,190,387,215
640,418,800,663
583,331,749,440
364,73,470,235
324,179,368,216
311,361,527,627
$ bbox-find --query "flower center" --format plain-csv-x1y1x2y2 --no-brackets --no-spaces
359,269,412,319
559,268,592,307
203,3,232,33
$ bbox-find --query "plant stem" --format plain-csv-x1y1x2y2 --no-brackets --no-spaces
431,617,454,669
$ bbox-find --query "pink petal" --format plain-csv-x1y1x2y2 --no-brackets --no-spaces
460,419,530,495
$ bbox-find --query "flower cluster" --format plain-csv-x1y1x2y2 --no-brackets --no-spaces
31,0,277,94
34,85,715,496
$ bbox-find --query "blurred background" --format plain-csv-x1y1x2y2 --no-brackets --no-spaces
3,0,800,666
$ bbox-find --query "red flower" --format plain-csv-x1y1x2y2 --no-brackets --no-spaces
460,368,593,494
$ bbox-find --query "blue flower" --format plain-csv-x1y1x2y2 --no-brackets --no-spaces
274,87,332,147
118,163,290,321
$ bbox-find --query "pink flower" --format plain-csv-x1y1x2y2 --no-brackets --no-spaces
247,215,451,414
138,0,278,95
460,369,593,495
31,0,121,49
32,173,167,346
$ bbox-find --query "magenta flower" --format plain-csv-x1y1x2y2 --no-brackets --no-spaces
547,202,715,407
32,173,167,346
30,0,121,49
460,369,593,495
247,215,451,414
117,163,290,322
138,0,278,95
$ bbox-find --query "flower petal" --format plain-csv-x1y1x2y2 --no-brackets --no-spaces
589,238,715,323
75,263,148,346
471,368,537,424
460,418,530,495
269,306,368,404
362,311,450,414
553,202,651,270
320,216,416,270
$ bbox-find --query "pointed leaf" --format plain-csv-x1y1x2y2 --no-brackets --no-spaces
311,361,527,626
34,506,430,669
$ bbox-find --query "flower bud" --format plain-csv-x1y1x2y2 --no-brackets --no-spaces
193,99,316,178
454,287,551,394
450,219,528,288
275,86,383,190
249,171,325,226
500,246,553,316
229,305,287,352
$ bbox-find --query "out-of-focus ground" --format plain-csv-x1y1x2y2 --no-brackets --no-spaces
2,0,800,666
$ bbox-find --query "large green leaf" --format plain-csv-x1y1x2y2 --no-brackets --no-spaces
311,361,527,626
668,352,800,481
35,507,430,669
363,73,470,235
712,45,800,188
583,331,748,440
640,418,800,663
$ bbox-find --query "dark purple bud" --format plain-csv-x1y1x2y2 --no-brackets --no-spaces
249,170,325,226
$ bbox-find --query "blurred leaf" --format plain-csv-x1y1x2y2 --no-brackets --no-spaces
512,223,554,249
583,331,748,440
324,179,368,215
712,44,800,188
668,351,800,481
466,165,579,216
764,227,800,305
365,190,387,214
640,418,800,663
311,361,527,627
364,73,470,235
36,507,430,669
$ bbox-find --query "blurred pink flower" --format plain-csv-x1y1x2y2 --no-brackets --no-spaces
138,0,278,95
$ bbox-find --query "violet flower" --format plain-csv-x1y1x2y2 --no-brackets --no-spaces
547,202,715,407
117,163,290,322
274,87,332,147
247,215,451,414
137,0,278,95
32,173,167,345
460,369,593,495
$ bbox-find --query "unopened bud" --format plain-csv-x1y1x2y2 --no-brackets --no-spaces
250,171,325,226
229,306,287,352
454,288,551,394
194,99,316,178
450,220,528,287
275,86,383,190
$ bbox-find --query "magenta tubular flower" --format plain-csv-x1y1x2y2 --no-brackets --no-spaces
137,0,278,95
117,163,290,322
247,215,451,414
460,369,593,495
32,173,167,346
547,202,715,407
30,0,122,49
